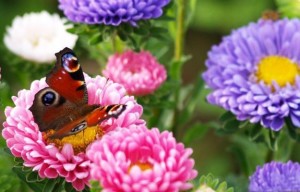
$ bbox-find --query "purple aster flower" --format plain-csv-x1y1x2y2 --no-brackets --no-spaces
58,0,171,26
249,161,300,192
203,18,300,131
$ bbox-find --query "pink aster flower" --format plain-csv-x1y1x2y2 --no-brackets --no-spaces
103,50,167,96
87,126,198,192
2,74,144,191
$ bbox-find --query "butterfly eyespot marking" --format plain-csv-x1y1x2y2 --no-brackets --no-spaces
106,104,126,116
42,91,56,106
35,88,62,107
70,121,87,134
62,53,80,73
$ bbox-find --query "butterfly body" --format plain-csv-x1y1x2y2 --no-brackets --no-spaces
30,48,126,139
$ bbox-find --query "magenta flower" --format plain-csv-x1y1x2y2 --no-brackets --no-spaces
2,75,144,191
87,126,198,192
103,50,167,96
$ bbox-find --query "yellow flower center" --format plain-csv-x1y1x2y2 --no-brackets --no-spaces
43,125,104,154
256,56,300,87
128,162,153,172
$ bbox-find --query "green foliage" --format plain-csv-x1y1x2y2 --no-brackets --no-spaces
183,122,218,144
2,1,300,192
68,19,172,53
90,180,102,192
0,149,82,192
0,148,22,192
225,174,248,192
229,134,268,176
285,117,300,142
217,111,290,153
190,0,274,33
276,0,300,18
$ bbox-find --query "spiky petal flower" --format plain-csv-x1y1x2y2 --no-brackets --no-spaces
249,161,300,191
58,0,171,26
87,126,198,192
103,50,167,96
4,11,77,63
2,75,144,191
203,18,300,131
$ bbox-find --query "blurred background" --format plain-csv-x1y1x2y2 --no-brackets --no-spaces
0,0,286,191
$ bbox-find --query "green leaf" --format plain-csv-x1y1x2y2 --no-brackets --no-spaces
225,174,248,192
117,30,128,41
90,180,102,192
178,78,204,126
230,134,268,176
42,179,59,192
52,178,65,192
89,33,103,45
170,55,191,81
0,82,13,111
66,27,77,34
64,181,77,192
228,145,250,176
223,119,240,134
26,171,41,183
127,35,139,51
183,122,218,144
133,26,149,36
265,129,280,151
14,157,24,166
273,130,295,161
219,112,236,123
12,167,44,192
285,117,300,141
186,0,197,26
248,123,263,141
3,147,12,156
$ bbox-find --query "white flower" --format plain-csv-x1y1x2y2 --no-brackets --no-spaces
195,185,216,192
4,11,78,63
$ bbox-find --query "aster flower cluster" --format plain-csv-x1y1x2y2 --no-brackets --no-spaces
2,75,145,191
2,73,196,191
87,126,197,191
249,161,300,191
103,50,167,96
5,0,300,191
58,0,171,26
203,18,300,131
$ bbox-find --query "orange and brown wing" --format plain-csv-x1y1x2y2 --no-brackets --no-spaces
29,87,98,132
49,104,126,139
46,47,87,105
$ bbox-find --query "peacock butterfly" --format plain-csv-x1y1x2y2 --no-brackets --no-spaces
29,47,126,139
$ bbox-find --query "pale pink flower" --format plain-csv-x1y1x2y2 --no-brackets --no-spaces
2,75,144,191
103,50,167,96
87,126,198,192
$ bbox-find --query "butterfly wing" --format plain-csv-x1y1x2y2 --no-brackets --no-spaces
49,104,126,139
29,87,99,132
46,47,87,105
30,48,126,138
30,47,90,132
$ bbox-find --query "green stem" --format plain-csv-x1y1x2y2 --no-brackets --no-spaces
112,31,117,53
174,0,185,61
172,0,186,139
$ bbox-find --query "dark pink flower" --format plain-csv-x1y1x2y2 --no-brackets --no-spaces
2,75,144,191
87,126,197,192
103,50,167,96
